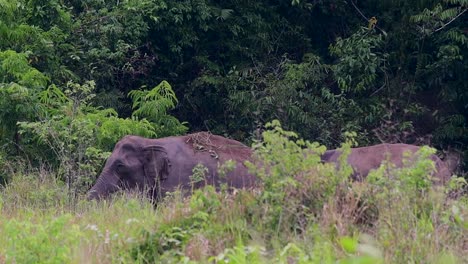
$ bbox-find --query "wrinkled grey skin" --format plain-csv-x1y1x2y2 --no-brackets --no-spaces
87,133,257,201
321,143,451,184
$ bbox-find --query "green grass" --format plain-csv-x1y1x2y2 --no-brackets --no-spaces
0,170,466,263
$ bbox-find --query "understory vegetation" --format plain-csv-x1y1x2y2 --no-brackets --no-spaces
1,123,467,263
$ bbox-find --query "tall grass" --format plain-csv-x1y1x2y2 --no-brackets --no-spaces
0,124,466,263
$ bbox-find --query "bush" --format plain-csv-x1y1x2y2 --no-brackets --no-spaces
247,120,350,237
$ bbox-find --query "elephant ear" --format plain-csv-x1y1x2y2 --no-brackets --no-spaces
143,145,171,183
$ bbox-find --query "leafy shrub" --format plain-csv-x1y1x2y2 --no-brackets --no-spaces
0,50,49,152
131,186,222,263
361,149,467,262
130,182,259,263
223,54,364,145
330,28,386,92
129,80,188,137
247,120,353,237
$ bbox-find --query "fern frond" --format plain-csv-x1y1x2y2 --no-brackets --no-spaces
439,7,460,21
129,80,187,136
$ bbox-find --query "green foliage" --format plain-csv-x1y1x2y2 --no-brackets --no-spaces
0,0,466,168
0,50,49,87
64,0,157,103
224,54,364,145
190,163,209,186
129,80,188,137
212,240,265,263
251,120,326,177
330,28,386,92
131,186,226,263
0,50,49,148
20,82,148,164
368,146,437,191
1,0,465,166
1,214,82,264
0,0,75,82
366,175,464,262
410,0,468,36
405,1,468,154
217,159,237,179
247,120,344,235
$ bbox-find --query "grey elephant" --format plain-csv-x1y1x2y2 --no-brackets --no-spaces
87,132,257,201
321,143,452,184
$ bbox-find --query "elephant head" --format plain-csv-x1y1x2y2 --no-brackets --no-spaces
87,136,170,200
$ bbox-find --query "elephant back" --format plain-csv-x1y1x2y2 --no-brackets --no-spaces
184,132,253,162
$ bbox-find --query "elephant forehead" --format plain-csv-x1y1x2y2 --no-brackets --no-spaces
106,149,142,167
114,141,138,152
119,155,144,167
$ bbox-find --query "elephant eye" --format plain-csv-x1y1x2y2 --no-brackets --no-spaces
116,163,127,174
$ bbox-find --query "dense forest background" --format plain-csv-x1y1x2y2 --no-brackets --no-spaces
1,0,467,183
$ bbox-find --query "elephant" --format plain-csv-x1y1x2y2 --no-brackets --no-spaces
321,143,452,184
87,132,257,201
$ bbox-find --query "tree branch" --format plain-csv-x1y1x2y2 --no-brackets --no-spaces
434,8,467,33
349,0,387,35
349,0,369,21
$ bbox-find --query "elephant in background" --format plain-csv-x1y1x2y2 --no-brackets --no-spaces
321,143,452,184
87,132,257,201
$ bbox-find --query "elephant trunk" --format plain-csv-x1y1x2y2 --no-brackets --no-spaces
87,168,120,200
